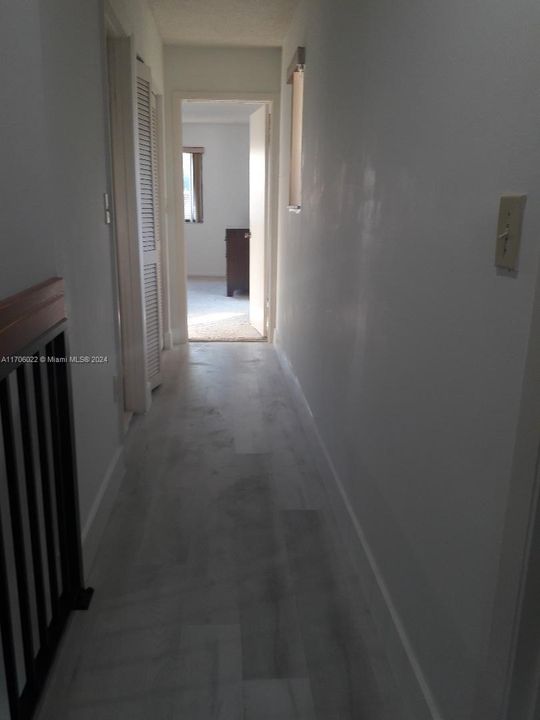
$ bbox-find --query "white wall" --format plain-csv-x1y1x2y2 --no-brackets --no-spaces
183,123,249,277
107,0,164,92
0,0,125,567
164,45,281,342
0,0,57,293
165,45,282,95
276,2,540,719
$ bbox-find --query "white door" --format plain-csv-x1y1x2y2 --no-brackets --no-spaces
136,62,162,389
107,37,147,415
249,105,269,337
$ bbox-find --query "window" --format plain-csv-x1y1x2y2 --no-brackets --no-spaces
183,146,204,222
287,47,305,211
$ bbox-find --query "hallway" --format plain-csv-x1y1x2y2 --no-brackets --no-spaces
37,343,409,720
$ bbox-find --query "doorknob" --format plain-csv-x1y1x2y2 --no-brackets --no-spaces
245,232,251,239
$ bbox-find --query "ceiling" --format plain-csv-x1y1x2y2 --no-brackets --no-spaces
148,0,298,47
182,100,264,124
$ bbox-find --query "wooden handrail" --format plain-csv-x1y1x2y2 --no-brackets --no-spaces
0,278,66,358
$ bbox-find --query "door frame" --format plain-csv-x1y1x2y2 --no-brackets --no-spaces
102,3,128,438
248,104,271,337
106,34,149,416
104,1,168,417
153,89,171,352
472,255,540,719
171,91,280,343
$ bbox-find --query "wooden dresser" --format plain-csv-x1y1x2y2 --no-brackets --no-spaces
225,228,250,297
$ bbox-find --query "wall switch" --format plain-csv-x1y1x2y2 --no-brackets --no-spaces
495,194,527,271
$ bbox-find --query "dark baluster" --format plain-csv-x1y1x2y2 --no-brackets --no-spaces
32,357,60,622
0,378,36,696
0,492,21,719
16,366,48,650
45,341,71,605
46,335,92,610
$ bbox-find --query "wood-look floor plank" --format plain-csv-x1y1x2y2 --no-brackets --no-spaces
283,509,408,720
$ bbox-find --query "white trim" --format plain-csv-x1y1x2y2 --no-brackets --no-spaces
154,91,171,353
100,10,126,442
103,0,125,38
107,36,149,413
273,334,443,720
472,251,540,720
171,92,189,345
171,327,185,346
170,90,280,345
164,329,174,350
81,446,125,579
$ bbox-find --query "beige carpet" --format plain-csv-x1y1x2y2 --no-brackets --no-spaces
187,277,264,341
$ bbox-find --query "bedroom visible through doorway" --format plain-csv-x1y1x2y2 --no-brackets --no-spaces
181,99,269,341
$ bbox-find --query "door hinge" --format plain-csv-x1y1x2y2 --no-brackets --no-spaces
104,192,112,225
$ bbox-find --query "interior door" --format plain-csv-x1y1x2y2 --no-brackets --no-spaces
249,104,269,337
136,61,162,389
107,37,147,414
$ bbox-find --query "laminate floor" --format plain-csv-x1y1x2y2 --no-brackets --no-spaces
36,343,411,720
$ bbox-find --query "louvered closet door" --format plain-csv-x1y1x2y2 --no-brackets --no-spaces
136,62,162,389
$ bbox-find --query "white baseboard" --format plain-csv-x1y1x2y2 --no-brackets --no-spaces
274,337,443,720
81,446,125,579
172,327,188,345
164,329,174,350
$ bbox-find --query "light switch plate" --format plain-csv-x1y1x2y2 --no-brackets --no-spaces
495,194,527,271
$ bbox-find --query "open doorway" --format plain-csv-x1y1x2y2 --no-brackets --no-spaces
181,100,269,341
